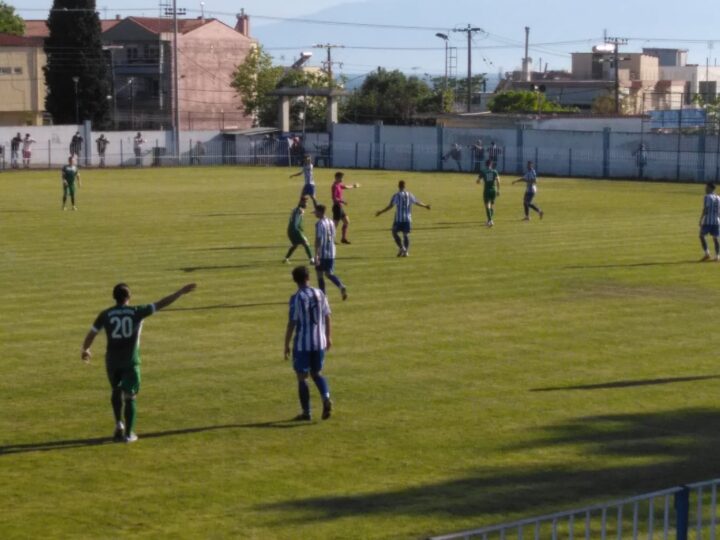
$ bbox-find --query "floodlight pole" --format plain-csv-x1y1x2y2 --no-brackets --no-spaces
435,33,449,91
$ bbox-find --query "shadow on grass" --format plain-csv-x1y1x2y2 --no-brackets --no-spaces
194,212,287,218
0,419,310,456
257,408,720,526
165,302,286,312
563,260,698,270
196,245,284,252
179,264,266,272
531,375,720,392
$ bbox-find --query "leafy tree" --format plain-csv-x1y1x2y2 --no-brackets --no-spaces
231,45,330,129
488,90,577,113
591,94,629,115
0,1,24,35
692,94,720,134
342,68,438,124
44,0,110,127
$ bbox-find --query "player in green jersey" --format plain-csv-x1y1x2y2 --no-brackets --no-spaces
81,282,196,443
284,196,314,264
477,159,500,227
61,156,81,211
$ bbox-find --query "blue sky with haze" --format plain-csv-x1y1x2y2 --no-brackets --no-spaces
16,0,720,81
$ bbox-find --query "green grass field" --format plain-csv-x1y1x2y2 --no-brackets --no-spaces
2,165,720,539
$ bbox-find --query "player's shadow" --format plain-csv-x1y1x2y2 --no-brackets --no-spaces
179,263,266,272
563,260,698,270
256,407,720,527
165,302,286,312
195,245,284,251
195,212,287,217
530,374,720,392
0,419,309,456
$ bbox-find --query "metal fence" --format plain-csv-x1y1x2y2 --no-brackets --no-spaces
429,479,720,540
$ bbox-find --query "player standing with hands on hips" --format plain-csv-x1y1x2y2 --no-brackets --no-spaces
290,155,318,209
284,265,333,421
80,282,196,443
61,156,80,211
331,171,360,244
478,160,500,227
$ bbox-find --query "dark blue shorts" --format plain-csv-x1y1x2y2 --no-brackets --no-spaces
293,350,325,374
317,258,335,273
392,222,411,234
524,191,536,204
302,184,316,197
701,224,720,237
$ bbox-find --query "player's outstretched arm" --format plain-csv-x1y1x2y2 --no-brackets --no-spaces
376,204,393,217
154,283,197,311
415,201,431,210
325,315,332,351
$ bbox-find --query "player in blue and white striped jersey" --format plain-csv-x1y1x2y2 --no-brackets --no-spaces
699,183,720,261
375,180,431,257
314,204,348,300
284,265,333,421
512,161,544,221
289,155,318,209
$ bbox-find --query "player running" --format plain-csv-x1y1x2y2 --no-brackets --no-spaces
375,180,431,257
284,196,314,264
81,282,196,443
512,161,544,221
290,155,318,209
478,160,500,227
331,171,360,244
314,204,348,300
61,156,81,211
699,182,720,261
284,265,333,421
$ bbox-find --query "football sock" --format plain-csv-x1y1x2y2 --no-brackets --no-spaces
403,234,410,250
298,379,310,413
523,203,530,217
342,223,348,240
317,273,326,292
124,398,137,435
714,238,719,255
486,207,492,221
392,231,402,248
285,245,297,259
490,207,495,220
302,243,313,259
327,273,344,290
701,237,709,252
530,203,541,214
111,389,123,422
311,373,330,399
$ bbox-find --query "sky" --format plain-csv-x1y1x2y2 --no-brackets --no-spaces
15,0,720,83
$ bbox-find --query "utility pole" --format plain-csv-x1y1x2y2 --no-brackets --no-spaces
605,36,628,114
165,2,186,161
453,25,483,113
522,26,531,82
314,43,344,87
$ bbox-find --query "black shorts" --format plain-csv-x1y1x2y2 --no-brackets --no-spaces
332,203,346,221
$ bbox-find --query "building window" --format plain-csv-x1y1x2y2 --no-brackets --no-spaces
0,67,11,75
699,81,717,102
126,47,139,63
13,67,22,75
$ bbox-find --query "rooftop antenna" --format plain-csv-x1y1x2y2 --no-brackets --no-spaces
200,1,204,19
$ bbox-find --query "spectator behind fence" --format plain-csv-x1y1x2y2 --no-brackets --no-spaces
472,139,485,172
11,132,21,169
191,141,205,165
634,143,648,179
70,131,83,164
133,132,146,167
442,142,463,172
488,141,502,169
96,134,109,168
22,134,36,168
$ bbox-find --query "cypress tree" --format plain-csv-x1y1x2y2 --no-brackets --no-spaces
44,0,110,127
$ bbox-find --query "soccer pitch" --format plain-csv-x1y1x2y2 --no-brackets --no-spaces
2,166,720,539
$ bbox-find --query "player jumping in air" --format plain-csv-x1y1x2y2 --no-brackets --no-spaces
375,180,431,257
314,204,348,300
478,160,500,227
61,156,81,211
290,155,318,209
331,171,360,244
699,182,720,261
284,196,314,264
81,282,196,443
512,161,544,221
284,265,333,421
